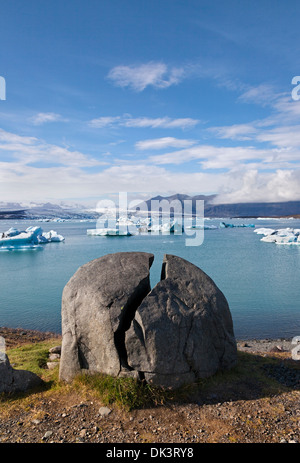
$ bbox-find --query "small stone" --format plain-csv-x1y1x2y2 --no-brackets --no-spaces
49,346,61,354
99,406,112,416
43,431,53,440
79,429,87,438
49,353,60,361
47,362,58,370
32,419,41,425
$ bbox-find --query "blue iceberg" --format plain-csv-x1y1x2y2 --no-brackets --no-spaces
220,222,255,228
0,226,65,249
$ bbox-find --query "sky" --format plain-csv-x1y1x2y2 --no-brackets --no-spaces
1,0,300,205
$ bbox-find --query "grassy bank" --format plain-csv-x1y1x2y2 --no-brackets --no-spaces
1,336,299,412
0,336,299,443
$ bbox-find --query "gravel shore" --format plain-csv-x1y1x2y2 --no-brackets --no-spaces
0,327,299,444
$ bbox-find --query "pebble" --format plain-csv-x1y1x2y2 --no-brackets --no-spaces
32,419,41,425
99,407,112,417
79,429,87,438
47,362,58,370
49,353,60,361
49,346,61,354
42,431,53,440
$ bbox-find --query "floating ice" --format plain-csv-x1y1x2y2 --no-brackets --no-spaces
254,227,300,245
220,222,255,228
87,228,133,236
42,230,65,242
0,226,65,248
254,228,276,235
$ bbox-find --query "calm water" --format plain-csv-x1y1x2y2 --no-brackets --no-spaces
0,218,299,340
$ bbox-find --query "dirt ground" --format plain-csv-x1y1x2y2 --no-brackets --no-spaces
0,327,299,445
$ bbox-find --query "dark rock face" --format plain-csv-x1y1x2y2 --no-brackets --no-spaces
59,252,237,388
0,354,43,394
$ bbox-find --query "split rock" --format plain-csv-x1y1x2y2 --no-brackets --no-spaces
59,252,237,388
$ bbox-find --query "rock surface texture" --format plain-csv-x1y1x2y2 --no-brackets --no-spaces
59,252,237,388
59,252,154,382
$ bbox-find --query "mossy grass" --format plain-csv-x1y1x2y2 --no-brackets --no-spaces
0,341,295,413
73,373,177,411
6,339,60,382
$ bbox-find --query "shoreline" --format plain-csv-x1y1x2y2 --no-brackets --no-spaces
0,326,296,355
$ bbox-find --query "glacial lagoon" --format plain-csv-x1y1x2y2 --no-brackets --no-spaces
0,217,299,340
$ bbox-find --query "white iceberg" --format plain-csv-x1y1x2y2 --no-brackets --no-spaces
254,228,276,235
255,227,300,245
87,228,133,236
42,230,65,242
0,226,65,248
146,220,183,234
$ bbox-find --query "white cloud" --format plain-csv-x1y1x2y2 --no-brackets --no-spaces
214,169,300,204
0,128,103,168
123,116,198,129
0,160,222,202
29,112,67,125
238,84,281,106
88,114,199,130
0,129,37,145
107,62,185,91
135,137,197,150
88,116,121,128
208,124,258,141
149,145,274,169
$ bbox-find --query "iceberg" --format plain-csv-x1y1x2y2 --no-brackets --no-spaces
146,220,184,234
0,226,65,248
255,227,300,245
185,224,218,230
254,228,276,235
87,228,134,236
42,230,65,242
220,222,255,228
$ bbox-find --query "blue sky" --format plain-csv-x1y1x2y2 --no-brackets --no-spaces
1,0,300,205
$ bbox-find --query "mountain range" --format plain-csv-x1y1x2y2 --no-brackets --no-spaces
1,195,300,219
139,194,300,218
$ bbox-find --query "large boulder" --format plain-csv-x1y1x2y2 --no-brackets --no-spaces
59,252,154,382
125,254,237,388
0,354,43,394
59,252,237,388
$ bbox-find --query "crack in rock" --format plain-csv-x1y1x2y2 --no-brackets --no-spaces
59,252,237,389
